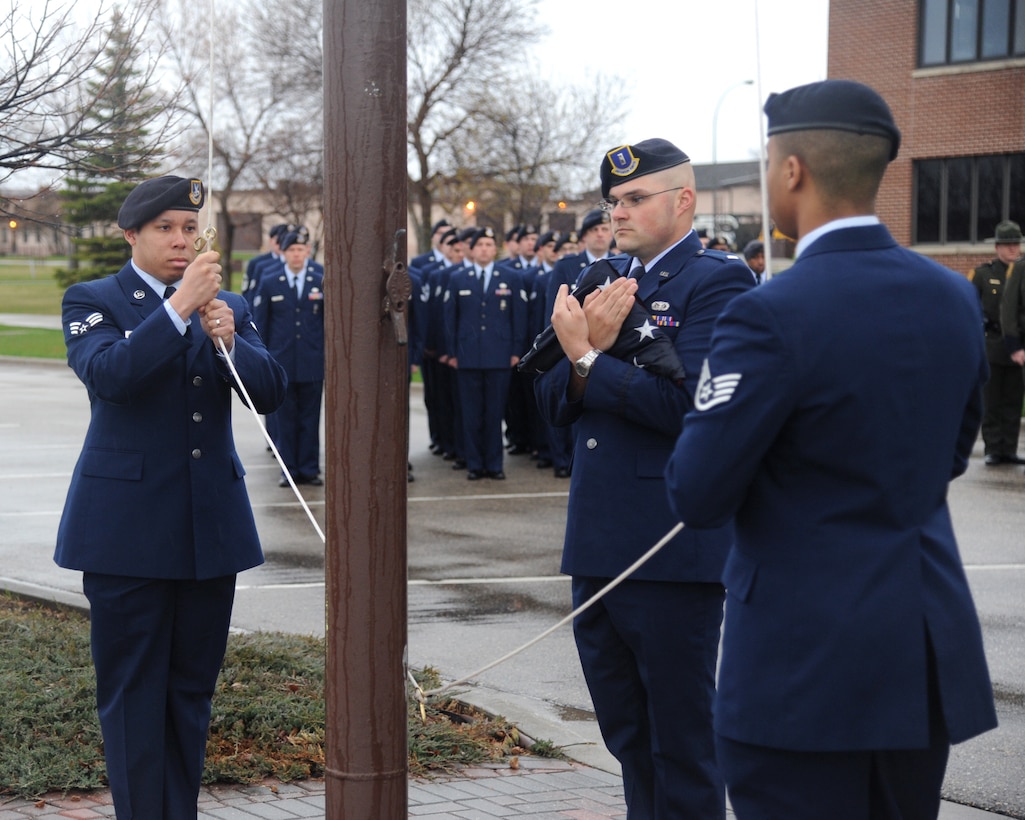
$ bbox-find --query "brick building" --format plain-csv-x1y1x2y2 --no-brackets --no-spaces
830,0,1025,274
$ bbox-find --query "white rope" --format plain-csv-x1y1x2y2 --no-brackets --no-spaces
417,522,685,699
200,1,325,543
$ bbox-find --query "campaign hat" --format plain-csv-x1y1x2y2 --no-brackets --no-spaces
993,220,1023,244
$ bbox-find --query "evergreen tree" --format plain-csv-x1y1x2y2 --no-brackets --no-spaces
57,7,166,288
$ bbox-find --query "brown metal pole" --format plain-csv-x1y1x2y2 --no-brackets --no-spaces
322,0,408,817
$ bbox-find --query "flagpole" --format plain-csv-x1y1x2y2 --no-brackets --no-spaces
753,0,773,280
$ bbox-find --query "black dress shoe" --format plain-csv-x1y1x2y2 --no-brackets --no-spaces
487,470,506,480
451,458,467,470
278,476,290,487
467,469,484,480
305,476,324,486
507,444,531,455
536,458,553,469
1007,454,1025,465
442,451,456,461
554,467,571,478
985,454,1002,465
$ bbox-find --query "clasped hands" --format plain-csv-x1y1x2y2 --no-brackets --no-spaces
550,277,638,364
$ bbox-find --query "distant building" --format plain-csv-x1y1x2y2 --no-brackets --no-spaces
830,0,1025,273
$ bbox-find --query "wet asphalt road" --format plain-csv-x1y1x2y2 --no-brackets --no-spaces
1,357,1023,817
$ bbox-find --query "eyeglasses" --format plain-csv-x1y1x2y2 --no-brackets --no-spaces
599,187,685,213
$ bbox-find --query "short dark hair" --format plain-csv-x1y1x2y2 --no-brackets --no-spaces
775,129,891,210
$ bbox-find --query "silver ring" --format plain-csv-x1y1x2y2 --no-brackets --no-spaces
215,318,221,326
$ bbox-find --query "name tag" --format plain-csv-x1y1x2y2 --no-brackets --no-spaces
459,289,472,296
271,294,285,302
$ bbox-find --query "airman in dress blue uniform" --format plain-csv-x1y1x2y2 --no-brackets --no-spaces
418,227,459,457
504,223,541,457
241,222,291,302
411,218,452,271
665,80,998,820
252,226,326,486
444,226,528,479
55,176,287,819
536,139,754,818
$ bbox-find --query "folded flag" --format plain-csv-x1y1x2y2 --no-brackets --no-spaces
518,259,686,384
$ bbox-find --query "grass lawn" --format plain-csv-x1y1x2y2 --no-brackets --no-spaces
0,594,557,799
0,259,65,315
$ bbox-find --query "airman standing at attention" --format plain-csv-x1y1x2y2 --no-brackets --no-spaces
970,219,1025,465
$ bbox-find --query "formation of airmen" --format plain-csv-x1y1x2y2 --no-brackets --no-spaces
241,223,327,486
408,214,612,480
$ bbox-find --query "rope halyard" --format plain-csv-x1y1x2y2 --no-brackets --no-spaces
196,2,325,543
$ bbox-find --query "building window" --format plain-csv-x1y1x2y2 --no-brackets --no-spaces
914,153,1025,243
919,0,1025,65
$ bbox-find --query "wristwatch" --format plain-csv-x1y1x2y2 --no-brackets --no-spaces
574,349,601,378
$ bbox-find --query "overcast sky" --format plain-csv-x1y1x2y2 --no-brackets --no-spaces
531,0,830,165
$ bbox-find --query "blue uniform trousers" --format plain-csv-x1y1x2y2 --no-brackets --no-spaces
572,577,725,819
273,379,324,481
456,367,510,473
83,573,236,820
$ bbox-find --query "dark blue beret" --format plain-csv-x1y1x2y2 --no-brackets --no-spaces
600,138,691,199
535,231,557,251
431,218,451,234
554,231,578,253
441,228,459,245
505,225,522,242
516,224,538,241
469,226,497,248
743,240,765,259
764,80,901,162
457,227,477,243
280,226,310,250
580,208,611,236
269,223,293,239
117,176,204,229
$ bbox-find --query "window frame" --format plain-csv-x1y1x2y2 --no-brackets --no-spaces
919,0,1025,66
913,153,1025,245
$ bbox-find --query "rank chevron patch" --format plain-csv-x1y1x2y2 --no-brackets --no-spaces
68,312,104,336
694,358,741,411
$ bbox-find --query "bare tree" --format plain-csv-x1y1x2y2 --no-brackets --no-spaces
452,71,627,225
0,0,179,191
407,0,546,249
156,0,323,285
406,0,627,251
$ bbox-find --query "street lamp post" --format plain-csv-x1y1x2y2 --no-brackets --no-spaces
711,80,754,241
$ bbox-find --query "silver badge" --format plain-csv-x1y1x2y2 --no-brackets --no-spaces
652,300,670,311
133,290,146,299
